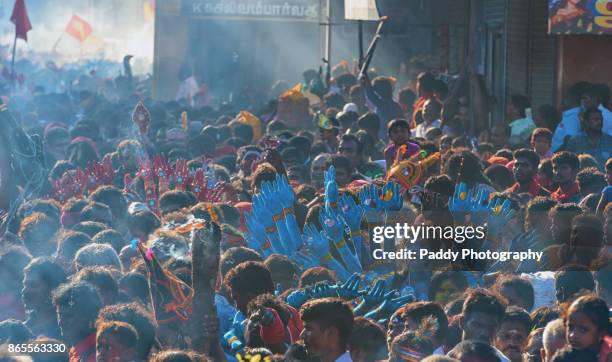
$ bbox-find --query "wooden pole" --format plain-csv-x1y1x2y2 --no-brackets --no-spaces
10,32,18,90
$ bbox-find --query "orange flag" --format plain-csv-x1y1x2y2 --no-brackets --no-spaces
65,14,92,42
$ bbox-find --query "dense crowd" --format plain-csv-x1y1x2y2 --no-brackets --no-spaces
0,57,611,362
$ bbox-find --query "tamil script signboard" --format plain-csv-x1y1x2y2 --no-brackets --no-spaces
182,0,320,21
548,0,612,34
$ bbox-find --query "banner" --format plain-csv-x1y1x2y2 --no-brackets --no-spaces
65,14,93,42
345,0,379,21
548,0,612,34
181,0,319,21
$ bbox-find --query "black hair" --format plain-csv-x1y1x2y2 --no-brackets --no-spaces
496,276,535,311
73,266,119,304
90,186,127,220
448,340,500,362
224,261,274,298
0,319,33,344
299,266,337,288
387,119,410,135
92,229,126,253
428,271,468,301
484,164,514,190
462,289,506,322
71,220,107,238
514,148,540,169
220,247,263,275
288,136,312,157
300,298,354,349
348,317,387,362
403,302,449,342
49,160,75,180
357,112,381,134
551,346,597,362
323,92,346,109
510,94,531,118
24,257,67,291
398,87,416,105
159,190,196,216
52,281,103,324
567,295,610,335
417,72,436,94
552,151,580,172
555,265,595,303
500,306,532,334
576,167,606,195
118,271,150,305
264,254,297,277
530,306,560,329
340,133,363,155
98,302,158,360
231,122,254,143
80,201,113,225
67,141,99,169
325,154,353,176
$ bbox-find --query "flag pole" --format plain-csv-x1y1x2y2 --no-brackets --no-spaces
51,33,64,54
10,32,17,89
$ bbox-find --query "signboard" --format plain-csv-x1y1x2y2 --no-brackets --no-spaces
345,0,379,21
182,0,320,21
548,0,612,34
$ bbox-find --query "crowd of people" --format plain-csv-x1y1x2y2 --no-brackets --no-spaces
0,56,611,362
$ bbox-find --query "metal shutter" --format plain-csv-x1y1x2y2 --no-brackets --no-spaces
505,0,530,104
528,0,556,109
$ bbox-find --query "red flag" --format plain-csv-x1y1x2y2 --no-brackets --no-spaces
65,14,92,42
10,0,32,41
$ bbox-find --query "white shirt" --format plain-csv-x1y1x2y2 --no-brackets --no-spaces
551,104,612,151
412,119,441,139
335,351,353,362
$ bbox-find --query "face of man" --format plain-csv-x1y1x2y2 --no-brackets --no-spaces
333,166,351,187
583,111,603,134
389,126,410,145
339,139,361,169
462,312,500,344
57,304,92,345
495,321,529,362
552,162,576,186
311,155,330,189
319,128,338,143
22,273,50,311
532,136,551,156
301,321,332,357
606,166,612,185
422,100,440,123
514,157,535,184
45,135,69,162
580,93,598,110
96,334,135,362
490,126,509,150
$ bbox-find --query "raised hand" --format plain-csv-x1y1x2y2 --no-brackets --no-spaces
487,197,516,236
286,288,310,309
261,181,283,216
319,207,346,242
469,188,490,226
449,182,472,222
245,212,267,250
311,281,337,298
380,181,403,211
251,195,275,229
359,184,382,223
339,194,363,231
364,292,415,320
363,279,387,306
275,174,295,210
334,273,362,300
304,223,330,257
324,166,339,210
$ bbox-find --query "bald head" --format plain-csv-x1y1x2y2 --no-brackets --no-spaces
541,319,566,362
